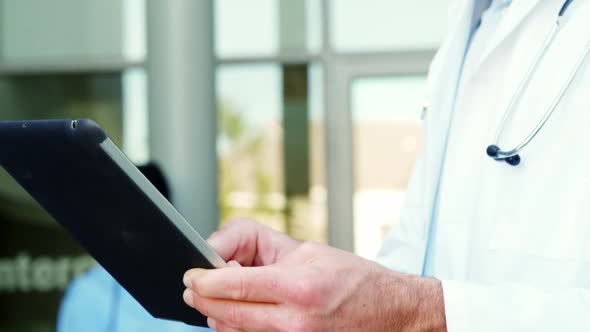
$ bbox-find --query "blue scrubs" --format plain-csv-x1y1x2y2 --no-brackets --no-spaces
57,266,210,332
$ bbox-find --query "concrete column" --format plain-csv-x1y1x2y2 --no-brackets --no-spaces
146,0,218,237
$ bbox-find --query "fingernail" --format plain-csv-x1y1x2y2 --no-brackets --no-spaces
183,288,194,308
183,273,191,288
228,260,241,267
207,317,217,330
183,269,206,289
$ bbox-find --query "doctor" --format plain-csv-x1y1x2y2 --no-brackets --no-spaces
183,0,590,331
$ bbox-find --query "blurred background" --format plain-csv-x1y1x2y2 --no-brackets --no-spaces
0,0,448,331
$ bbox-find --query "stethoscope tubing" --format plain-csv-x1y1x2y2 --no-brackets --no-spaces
492,22,559,157
490,3,590,161
501,39,590,158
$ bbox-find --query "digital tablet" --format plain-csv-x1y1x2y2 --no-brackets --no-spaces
0,119,226,326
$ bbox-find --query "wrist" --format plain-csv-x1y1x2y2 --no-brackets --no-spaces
380,270,447,331
412,276,447,331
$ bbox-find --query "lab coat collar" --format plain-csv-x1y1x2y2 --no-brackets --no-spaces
471,0,542,73
424,0,476,161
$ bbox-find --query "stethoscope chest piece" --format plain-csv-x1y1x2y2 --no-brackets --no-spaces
486,145,521,166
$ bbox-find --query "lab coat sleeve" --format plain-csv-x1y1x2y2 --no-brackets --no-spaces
376,150,429,275
442,280,590,331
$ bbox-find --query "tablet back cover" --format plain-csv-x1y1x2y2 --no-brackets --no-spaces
0,119,211,326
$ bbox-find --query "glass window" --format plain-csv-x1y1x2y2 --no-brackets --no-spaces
308,64,326,242
216,64,285,230
305,0,323,54
215,0,279,58
329,0,448,53
216,63,327,242
214,0,322,58
351,75,426,259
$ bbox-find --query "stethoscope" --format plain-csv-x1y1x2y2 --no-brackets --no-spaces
486,0,590,166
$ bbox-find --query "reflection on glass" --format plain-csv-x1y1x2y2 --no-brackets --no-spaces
216,64,327,243
329,0,448,52
352,76,426,259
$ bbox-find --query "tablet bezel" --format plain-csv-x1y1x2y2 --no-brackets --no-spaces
99,137,226,269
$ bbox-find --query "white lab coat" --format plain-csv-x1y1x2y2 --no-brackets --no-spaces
377,0,590,330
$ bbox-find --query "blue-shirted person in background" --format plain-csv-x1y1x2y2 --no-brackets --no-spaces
57,163,210,332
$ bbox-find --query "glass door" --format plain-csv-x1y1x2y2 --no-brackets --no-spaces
351,75,426,259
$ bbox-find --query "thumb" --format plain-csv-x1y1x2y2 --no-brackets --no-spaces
207,231,231,258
